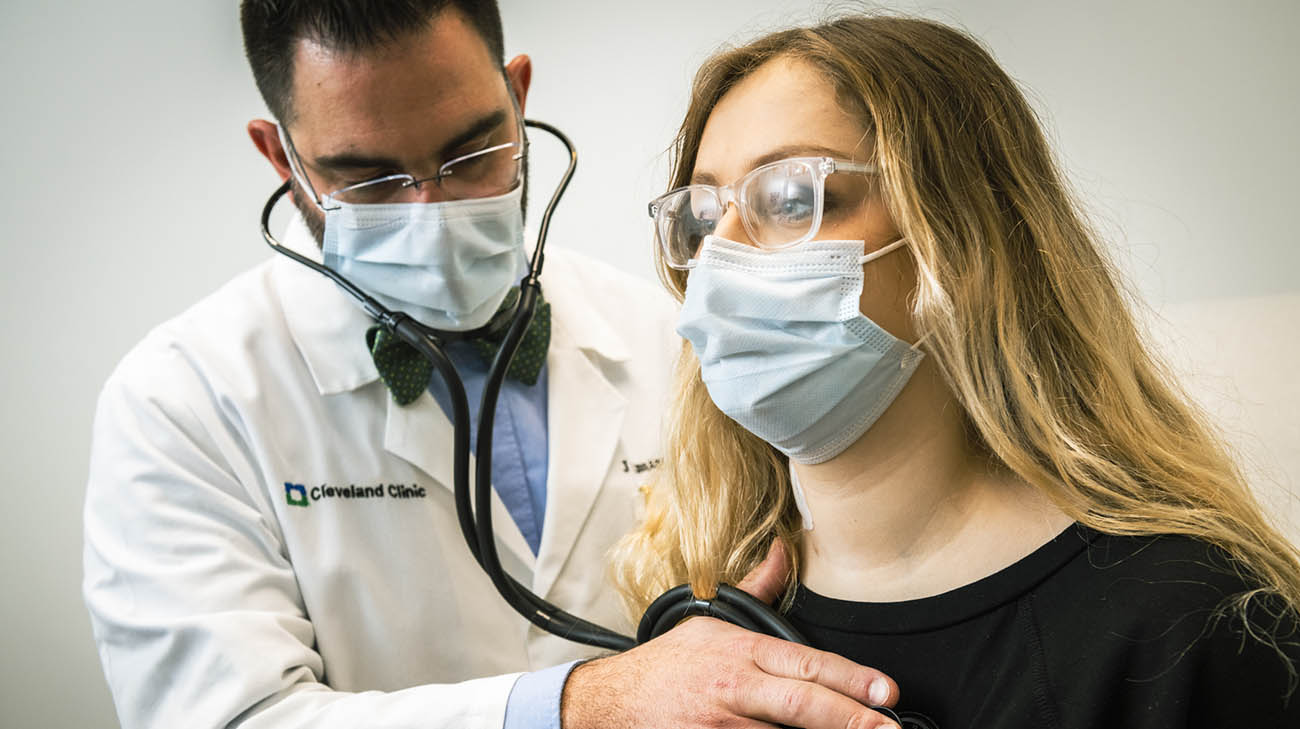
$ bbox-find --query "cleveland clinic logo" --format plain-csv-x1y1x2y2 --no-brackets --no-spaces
284,482,427,507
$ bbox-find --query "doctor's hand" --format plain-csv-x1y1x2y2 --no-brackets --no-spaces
560,541,901,729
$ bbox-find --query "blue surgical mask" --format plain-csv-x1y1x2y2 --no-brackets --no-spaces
676,235,923,464
321,185,526,331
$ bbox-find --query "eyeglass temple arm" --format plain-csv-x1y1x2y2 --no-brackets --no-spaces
833,159,878,175
276,125,332,211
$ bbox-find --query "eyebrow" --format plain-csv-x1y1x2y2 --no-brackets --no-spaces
310,109,510,172
691,144,857,185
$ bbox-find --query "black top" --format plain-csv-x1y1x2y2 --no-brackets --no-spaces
787,525,1299,728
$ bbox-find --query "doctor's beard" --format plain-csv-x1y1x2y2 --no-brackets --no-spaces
289,177,327,247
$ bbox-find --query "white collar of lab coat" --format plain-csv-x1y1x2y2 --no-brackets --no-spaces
273,212,632,397
273,213,382,395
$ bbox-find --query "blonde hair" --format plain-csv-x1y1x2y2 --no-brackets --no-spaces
612,14,1300,637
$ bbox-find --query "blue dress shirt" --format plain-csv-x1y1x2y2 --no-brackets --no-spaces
426,340,549,553
502,660,583,729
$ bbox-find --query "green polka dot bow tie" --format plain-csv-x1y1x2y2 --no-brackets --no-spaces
366,288,551,406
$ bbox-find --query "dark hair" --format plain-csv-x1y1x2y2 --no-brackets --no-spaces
240,0,505,124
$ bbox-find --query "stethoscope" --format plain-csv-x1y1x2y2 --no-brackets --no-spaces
260,118,934,729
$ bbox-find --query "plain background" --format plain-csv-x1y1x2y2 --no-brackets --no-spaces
2,1,1297,726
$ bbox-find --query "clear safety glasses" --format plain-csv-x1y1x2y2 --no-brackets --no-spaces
279,104,527,211
648,156,877,269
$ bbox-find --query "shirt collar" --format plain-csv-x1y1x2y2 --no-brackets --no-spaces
274,213,381,395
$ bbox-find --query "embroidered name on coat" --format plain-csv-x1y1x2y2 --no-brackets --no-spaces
621,458,662,474
284,482,427,506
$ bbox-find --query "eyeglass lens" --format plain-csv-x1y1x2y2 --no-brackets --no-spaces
743,161,818,246
659,160,819,266
657,188,721,268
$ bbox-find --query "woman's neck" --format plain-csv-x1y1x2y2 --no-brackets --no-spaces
794,359,1072,602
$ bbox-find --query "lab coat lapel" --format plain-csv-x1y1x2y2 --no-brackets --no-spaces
383,386,537,573
533,315,628,599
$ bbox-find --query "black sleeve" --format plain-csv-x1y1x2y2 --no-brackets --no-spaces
1188,598,1300,727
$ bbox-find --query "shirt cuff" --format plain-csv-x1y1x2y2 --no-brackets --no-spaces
503,660,583,729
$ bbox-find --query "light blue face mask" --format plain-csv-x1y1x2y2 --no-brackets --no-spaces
676,235,924,464
321,185,526,331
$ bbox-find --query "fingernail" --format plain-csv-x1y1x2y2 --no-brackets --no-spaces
868,678,890,705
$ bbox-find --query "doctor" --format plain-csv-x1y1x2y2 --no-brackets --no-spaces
83,2,900,729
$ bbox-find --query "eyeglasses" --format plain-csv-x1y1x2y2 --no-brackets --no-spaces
280,104,527,211
323,141,523,207
648,156,877,269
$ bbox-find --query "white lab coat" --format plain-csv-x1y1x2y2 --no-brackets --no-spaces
83,217,679,729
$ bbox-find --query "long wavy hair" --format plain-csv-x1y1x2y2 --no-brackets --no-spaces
611,14,1300,639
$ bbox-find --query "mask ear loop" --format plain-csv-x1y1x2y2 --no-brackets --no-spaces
857,237,931,365
908,330,932,353
857,236,909,265
788,461,815,531
901,331,932,370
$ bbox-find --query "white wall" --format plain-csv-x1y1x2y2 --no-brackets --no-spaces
1,1,1295,726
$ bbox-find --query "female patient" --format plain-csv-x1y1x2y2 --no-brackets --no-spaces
614,14,1300,727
